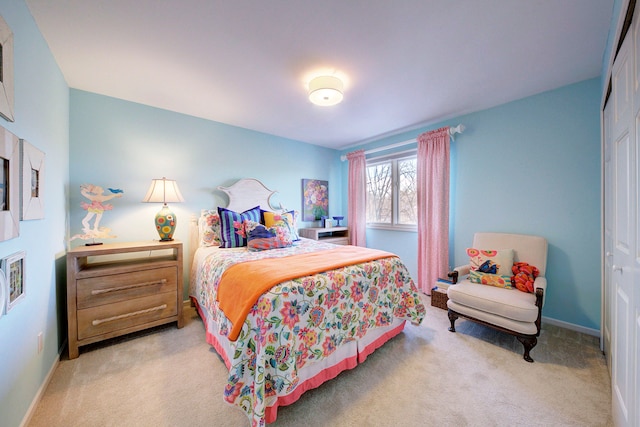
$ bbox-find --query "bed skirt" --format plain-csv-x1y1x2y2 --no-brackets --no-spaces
192,297,406,423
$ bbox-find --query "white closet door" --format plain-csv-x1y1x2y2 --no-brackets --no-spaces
609,26,637,427
603,101,613,374
633,12,640,426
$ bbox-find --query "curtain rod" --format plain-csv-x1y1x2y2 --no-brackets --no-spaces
340,124,465,161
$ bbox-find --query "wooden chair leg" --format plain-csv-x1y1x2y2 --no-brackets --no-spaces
448,309,458,332
516,335,537,363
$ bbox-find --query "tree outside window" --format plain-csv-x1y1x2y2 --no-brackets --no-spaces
366,154,417,230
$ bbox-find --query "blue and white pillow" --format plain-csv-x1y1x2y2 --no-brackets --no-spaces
217,206,261,248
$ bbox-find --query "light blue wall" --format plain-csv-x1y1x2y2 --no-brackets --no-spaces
341,78,602,331
69,89,342,297
0,2,69,427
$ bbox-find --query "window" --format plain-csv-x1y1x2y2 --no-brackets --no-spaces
366,153,417,230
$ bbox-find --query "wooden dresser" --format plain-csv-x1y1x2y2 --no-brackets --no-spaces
299,226,350,245
66,240,183,359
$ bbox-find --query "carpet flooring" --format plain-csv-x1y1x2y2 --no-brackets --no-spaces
27,296,612,426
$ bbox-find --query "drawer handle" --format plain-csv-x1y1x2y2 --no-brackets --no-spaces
91,279,168,296
92,304,168,326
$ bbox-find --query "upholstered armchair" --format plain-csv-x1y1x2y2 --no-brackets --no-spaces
447,232,548,362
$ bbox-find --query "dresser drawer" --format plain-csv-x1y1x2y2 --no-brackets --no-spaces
77,266,177,309
77,292,177,340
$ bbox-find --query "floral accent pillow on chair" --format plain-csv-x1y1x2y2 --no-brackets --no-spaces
466,248,514,289
511,262,540,293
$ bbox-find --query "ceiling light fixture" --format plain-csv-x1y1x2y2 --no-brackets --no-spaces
308,76,344,106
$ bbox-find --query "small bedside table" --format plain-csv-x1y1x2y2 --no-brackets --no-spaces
66,240,184,359
299,226,350,245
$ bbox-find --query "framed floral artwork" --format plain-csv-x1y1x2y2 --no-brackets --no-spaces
2,250,25,312
301,179,328,221
20,139,45,220
0,15,14,122
0,125,19,241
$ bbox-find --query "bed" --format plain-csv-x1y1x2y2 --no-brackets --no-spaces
188,178,426,426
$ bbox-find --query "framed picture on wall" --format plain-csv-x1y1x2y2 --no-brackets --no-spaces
0,267,5,318
0,125,19,241
301,178,328,221
20,139,45,220
2,250,25,312
0,15,14,122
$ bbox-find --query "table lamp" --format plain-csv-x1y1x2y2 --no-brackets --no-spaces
142,177,184,241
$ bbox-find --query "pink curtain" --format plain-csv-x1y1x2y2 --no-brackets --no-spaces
417,127,450,295
347,150,366,246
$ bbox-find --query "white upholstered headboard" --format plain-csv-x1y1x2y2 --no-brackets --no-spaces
217,178,278,213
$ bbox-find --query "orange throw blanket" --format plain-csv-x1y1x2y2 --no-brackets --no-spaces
218,246,396,341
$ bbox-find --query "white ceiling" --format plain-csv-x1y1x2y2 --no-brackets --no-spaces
25,1,613,150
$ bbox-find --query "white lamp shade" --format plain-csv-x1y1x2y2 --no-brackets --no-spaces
308,76,344,106
142,177,184,204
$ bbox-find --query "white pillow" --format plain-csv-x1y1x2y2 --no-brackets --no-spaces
466,248,514,276
198,209,221,247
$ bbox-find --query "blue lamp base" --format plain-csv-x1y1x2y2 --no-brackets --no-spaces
155,204,177,241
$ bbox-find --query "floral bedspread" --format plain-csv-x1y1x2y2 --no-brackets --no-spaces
190,239,426,426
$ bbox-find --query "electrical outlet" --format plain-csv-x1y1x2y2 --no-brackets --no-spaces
37,332,44,354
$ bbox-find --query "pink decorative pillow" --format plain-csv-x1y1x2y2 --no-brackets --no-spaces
467,248,514,276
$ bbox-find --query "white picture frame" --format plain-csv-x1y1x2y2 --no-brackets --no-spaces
0,125,19,241
0,15,14,122
0,268,5,318
20,139,45,220
2,250,25,312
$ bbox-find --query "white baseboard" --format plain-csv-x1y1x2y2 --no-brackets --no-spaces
542,315,600,337
20,351,60,427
